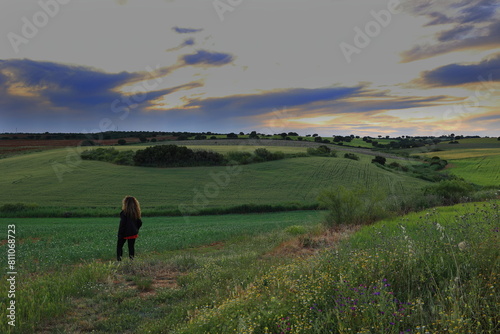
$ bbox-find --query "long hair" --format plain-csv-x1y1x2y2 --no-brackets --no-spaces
122,196,141,220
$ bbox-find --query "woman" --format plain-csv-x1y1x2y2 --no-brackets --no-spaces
117,196,143,261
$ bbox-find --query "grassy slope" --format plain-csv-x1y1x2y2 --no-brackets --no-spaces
180,200,500,333
0,146,428,210
416,138,500,186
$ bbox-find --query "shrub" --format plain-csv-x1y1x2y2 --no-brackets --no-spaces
424,179,475,204
117,139,126,145
0,203,39,213
81,148,135,166
344,153,359,160
388,161,401,168
307,145,336,157
226,151,253,165
371,156,386,165
318,186,386,227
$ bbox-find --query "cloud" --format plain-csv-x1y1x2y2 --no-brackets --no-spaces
0,59,202,119
416,54,500,87
437,24,475,42
401,0,500,62
165,38,195,52
181,50,234,66
179,85,449,124
185,86,364,115
172,26,203,34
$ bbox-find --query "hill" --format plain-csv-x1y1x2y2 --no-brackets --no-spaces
0,143,428,216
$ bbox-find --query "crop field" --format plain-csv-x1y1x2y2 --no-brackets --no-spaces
417,138,500,186
0,144,426,214
0,211,322,272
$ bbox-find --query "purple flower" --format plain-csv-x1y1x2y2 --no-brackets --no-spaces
373,292,381,295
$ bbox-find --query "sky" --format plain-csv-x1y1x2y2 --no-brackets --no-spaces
0,0,499,137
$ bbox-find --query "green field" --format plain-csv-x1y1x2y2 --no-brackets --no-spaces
0,145,427,214
416,138,500,186
0,211,321,272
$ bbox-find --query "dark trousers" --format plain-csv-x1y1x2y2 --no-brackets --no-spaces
117,238,136,261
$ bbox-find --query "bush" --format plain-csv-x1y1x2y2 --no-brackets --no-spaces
344,153,359,160
81,148,135,166
0,203,39,213
117,139,126,145
318,186,386,227
226,151,253,165
424,179,475,204
307,145,336,157
371,156,386,165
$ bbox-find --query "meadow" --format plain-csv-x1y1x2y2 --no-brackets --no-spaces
0,137,498,333
415,138,500,186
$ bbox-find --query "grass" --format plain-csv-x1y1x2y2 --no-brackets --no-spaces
415,138,500,186
0,211,322,272
0,211,322,333
0,146,428,216
179,200,500,333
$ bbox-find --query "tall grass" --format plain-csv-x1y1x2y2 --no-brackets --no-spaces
0,261,115,333
179,201,499,333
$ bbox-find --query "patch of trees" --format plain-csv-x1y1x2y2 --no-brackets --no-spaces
133,145,225,167
226,148,286,165
362,136,442,149
81,146,290,168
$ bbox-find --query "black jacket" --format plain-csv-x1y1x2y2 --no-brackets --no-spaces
118,211,142,238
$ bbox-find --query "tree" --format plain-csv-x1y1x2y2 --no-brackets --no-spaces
371,156,386,165
118,139,126,145
314,136,323,142
333,136,343,143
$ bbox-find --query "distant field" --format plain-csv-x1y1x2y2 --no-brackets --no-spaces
0,144,427,212
416,138,500,186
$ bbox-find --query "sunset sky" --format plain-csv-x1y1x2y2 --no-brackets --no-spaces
0,0,499,137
